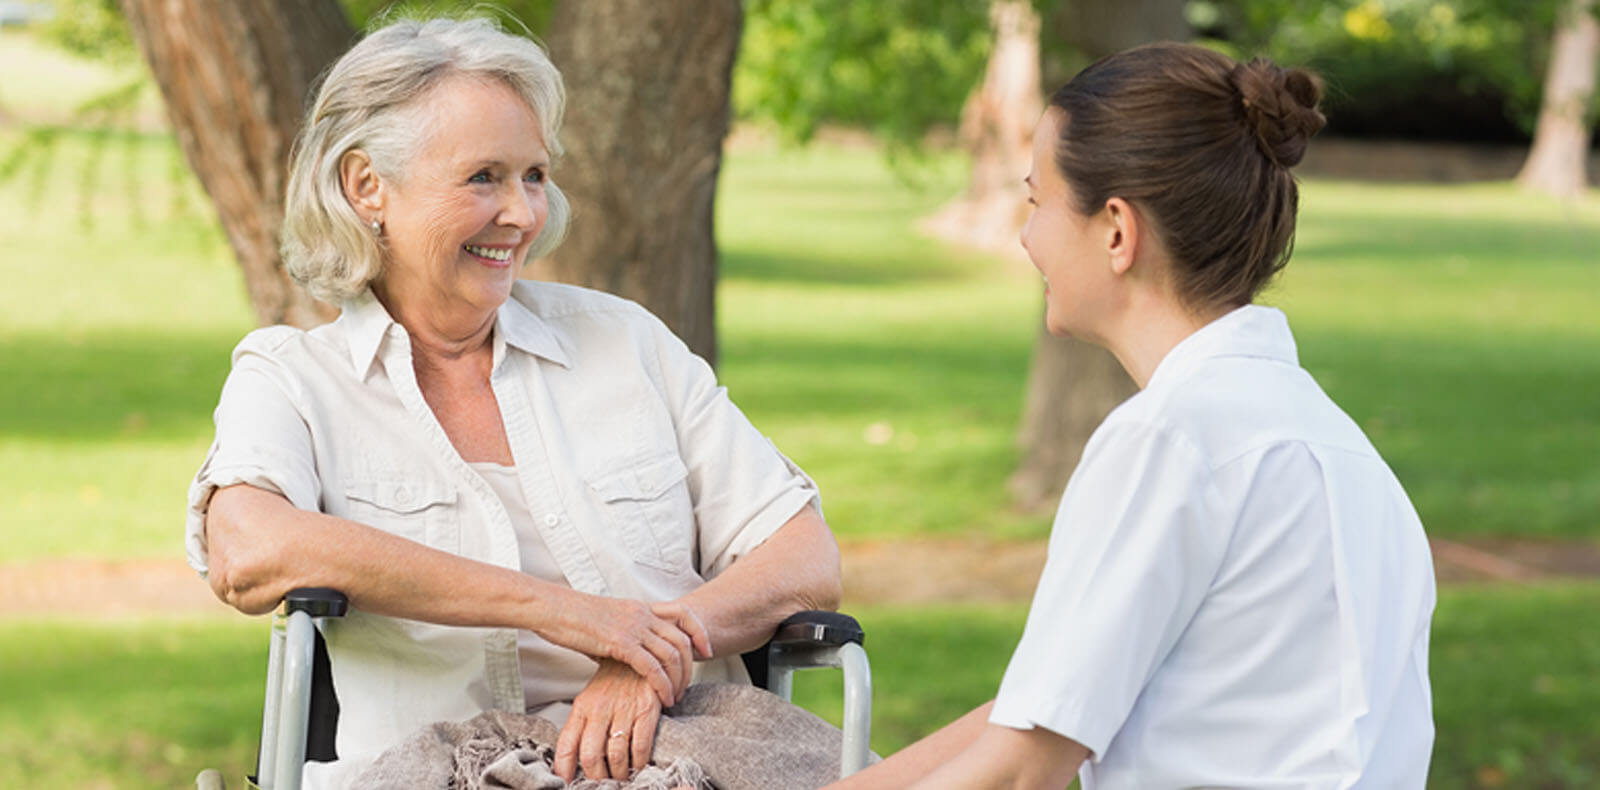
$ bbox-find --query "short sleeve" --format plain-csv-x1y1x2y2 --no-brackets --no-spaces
990,420,1227,758
185,328,321,577
644,317,820,578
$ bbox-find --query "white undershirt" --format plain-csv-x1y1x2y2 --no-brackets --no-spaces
470,462,599,717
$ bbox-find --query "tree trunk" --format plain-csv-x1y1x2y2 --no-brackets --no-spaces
536,0,742,365
1007,0,1189,512
1516,0,1598,199
120,0,351,328
918,0,1041,259
1010,330,1136,510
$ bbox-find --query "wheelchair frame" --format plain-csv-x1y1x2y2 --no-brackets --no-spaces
199,587,871,790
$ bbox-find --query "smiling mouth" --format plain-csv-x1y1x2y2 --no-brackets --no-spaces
464,244,514,262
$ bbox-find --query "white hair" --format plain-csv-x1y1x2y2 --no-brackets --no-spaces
282,16,570,303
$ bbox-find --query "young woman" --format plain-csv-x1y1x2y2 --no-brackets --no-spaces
830,43,1435,789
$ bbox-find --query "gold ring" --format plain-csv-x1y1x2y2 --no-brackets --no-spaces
610,729,626,738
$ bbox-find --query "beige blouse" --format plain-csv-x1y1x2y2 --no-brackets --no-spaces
186,281,820,788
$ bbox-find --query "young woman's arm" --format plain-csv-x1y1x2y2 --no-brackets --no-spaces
825,701,1089,790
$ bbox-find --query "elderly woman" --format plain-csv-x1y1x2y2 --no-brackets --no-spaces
184,17,840,789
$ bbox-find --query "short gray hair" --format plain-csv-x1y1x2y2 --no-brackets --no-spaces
282,16,570,303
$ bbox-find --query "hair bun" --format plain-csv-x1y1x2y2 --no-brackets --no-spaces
1231,58,1326,168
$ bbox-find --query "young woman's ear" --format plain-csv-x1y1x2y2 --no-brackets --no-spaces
1104,197,1140,276
340,149,384,218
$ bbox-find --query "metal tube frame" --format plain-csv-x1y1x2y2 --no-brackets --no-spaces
769,642,873,778
259,610,317,790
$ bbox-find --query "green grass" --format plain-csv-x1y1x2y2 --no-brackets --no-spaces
4,583,1595,788
2,138,1598,560
0,617,266,790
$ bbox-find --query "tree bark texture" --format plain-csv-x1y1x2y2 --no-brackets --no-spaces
120,0,352,328
1516,0,1598,199
919,0,1041,259
537,0,742,366
1007,0,1189,511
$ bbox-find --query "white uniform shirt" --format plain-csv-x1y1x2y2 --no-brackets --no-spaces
185,281,820,788
991,305,1435,789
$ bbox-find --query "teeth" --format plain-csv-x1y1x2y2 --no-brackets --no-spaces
465,244,513,261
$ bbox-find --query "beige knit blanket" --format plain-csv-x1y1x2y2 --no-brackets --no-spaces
354,683,867,789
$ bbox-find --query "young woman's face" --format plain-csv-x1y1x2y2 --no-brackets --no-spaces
1021,109,1115,339
377,75,551,317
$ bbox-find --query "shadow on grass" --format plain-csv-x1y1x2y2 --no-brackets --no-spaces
0,329,238,442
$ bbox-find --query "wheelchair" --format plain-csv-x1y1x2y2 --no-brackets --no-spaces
197,587,872,790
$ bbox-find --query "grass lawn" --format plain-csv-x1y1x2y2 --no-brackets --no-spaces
4,129,1598,560
4,582,1596,788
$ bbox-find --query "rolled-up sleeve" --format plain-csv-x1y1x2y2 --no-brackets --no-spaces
645,318,821,579
185,328,320,577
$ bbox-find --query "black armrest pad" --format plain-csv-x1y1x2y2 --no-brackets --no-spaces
283,587,349,618
772,610,864,647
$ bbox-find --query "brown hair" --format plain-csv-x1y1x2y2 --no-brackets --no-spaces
1048,43,1325,309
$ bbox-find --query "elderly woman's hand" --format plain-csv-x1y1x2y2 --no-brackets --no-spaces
534,589,710,707
553,659,663,782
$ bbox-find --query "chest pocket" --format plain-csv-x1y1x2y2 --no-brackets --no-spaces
344,476,459,554
585,452,692,572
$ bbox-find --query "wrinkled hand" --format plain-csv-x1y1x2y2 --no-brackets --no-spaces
536,590,710,707
554,659,664,782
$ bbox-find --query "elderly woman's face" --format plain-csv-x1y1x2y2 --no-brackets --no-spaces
377,75,550,316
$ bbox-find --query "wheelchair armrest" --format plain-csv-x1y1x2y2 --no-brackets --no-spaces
763,610,873,778
281,587,349,618
771,610,864,649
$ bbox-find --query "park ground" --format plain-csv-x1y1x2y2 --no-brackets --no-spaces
3,31,1598,790
4,534,1600,618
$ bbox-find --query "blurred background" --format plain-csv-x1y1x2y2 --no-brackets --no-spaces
0,0,1595,787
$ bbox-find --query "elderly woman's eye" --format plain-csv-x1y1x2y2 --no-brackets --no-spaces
468,170,493,184
524,168,545,184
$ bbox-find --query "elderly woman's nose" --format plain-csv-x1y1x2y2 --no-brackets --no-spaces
497,183,542,229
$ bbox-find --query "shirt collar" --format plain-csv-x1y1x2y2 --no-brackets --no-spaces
338,287,573,379
339,290,396,380
493,286,572,369
1144,304,1298,392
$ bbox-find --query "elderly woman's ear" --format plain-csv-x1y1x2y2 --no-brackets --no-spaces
339,149,384,219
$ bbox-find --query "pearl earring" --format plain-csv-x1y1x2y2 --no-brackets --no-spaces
370,218,382,235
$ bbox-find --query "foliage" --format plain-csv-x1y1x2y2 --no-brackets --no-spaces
734,0,992,153
33,0,135,62
1195,0,1595,140
339,0,555,36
